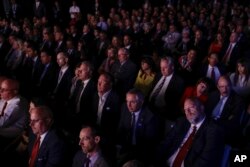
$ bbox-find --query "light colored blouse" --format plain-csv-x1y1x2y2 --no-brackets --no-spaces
230,73,250,98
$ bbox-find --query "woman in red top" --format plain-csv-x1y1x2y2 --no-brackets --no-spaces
208,32,224,54
180,77,212,108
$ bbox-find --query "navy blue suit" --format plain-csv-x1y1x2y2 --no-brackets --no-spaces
205,90,245,145
117,105,160,164
28,129,69,167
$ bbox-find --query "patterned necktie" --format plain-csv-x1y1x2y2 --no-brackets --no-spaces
172,126,197,167
0,101,8,117
151,76,166,101
29,136,40,167
222,44,233,64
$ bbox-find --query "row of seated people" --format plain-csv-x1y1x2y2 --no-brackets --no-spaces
0,56,249,166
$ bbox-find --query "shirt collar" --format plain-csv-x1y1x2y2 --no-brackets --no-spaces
192,116,205,130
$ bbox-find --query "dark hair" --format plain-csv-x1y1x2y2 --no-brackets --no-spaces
233,58,250,86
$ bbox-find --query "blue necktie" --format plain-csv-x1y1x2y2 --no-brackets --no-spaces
212,97,225,119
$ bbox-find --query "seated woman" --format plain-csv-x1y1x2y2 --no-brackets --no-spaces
180,77,212,108
98,46,117,74
134,56,156,96
208,32,224,54
230,58,250,99
177,49,198,86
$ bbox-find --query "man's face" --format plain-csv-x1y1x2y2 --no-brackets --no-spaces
0,81,15,100
29,109,49,136
160,60,174,76
118,49,128,63
217,78,231,97
184,99,203,124
78,64,90,81
79,128,98,154
40,52,51,64
126,93,142,113
97,75,111,95
56,54,67,67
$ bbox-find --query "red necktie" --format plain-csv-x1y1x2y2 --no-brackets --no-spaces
173,126,197,167
0,101,8,117
222,44,232,64
29,136,40,167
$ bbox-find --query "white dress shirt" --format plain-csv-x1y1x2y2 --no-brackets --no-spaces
167,117,205,167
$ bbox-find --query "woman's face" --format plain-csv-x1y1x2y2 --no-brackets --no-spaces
196,82,208,95
141,61,150,71
237,63,246,75
216,33,222,41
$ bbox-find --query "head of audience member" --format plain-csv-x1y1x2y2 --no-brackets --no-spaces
106,46,117,59
195,29,203,42
160,56,175,77
207,52,219,67
29,97,49,113
0,76,8,89
26,42,39,58
123,35,132,47
97,72,113,96
229,32,238,43
57,52,69,68
217,75,232,97
235,58,250,76
0,79,19,101
29,106,54,136
140,56,155,73
78,61,93,82
186,49,197,63
118,48,129,64
195,77,211,97
126,89,144,113
78,125,101,157
122,160,144,167
183,97,206,124
40,49,52,65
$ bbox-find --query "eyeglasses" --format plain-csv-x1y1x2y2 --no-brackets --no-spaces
29,119,44,124
0,88,15,92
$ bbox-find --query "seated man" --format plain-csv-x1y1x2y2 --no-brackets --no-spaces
0,78,28,151
72,125,109,167
156,97,225,167
28,106,69,167
117,89,161,166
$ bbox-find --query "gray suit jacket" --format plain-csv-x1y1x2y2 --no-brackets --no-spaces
72,150,109,167
0,96,28,138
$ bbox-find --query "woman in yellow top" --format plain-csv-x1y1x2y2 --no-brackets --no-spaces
134,56,156,96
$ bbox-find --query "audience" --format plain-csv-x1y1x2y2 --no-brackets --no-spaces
0,0,250,166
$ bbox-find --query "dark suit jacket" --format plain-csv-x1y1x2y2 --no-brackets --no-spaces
92,90,121,138
72,150,109,167
52,67,74,102
156,117,225,167
111,59,137,98
205,90,245,144
28,129,69,167
117,105,160,161
219,42,242,72
37,62,58,97
33,1,46,18
148,73,185,120
70,79,96,126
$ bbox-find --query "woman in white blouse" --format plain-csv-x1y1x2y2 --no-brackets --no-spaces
230,58,250,98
